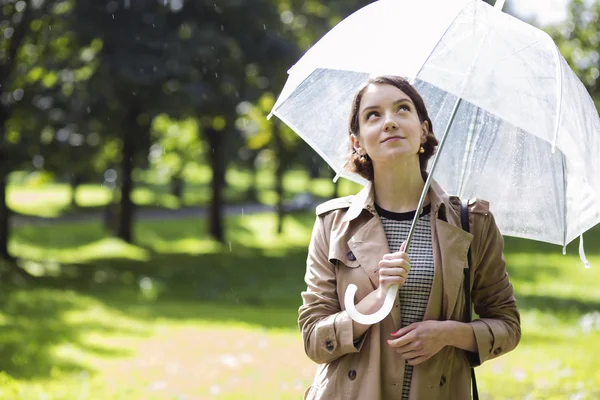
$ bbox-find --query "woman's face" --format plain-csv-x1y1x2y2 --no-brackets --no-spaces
351,83,428,164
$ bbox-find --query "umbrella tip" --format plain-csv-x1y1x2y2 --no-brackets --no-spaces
494,0,505,10
266,112,273,120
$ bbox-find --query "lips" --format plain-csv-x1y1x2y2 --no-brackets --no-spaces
381,136,405,143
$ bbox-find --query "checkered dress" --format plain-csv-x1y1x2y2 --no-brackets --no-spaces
375,204,434,400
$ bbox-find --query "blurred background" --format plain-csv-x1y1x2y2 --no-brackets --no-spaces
0,0,599,399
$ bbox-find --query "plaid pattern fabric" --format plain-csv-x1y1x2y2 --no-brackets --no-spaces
376,205,434,400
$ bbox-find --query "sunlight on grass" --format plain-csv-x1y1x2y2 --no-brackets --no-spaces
7,168,363,217
12,237,150,266
3,212,600,399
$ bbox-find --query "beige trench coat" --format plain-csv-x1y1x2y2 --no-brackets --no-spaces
298,180,521,399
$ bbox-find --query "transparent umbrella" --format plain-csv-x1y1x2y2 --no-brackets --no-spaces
269,0,600,324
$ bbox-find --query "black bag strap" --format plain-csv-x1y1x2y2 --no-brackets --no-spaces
460,199,479,400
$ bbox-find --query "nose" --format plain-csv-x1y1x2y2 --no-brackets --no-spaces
383,114,397,131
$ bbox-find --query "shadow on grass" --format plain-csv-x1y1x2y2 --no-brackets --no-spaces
5,211,599,382
0,288,145,380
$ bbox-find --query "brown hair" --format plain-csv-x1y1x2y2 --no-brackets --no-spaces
347,76,438,181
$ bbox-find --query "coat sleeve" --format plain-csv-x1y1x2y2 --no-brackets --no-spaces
467,210,521,367
298,214,364,365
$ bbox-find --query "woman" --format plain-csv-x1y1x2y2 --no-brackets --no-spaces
298,76,520,399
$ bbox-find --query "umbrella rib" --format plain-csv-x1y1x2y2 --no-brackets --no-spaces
411,0,474,81
457,105,480,198
551,43,564,152
560,152,568,249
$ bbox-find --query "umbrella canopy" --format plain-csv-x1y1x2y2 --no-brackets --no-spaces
270,0,600,248
270,0,600,324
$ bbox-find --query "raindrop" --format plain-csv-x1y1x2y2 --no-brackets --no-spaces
4,28,14,39
215,73,218,78
87,106,91,113
229,242,232,251
152,24,155,28
153,66,157,72
220,24,224,31
104,169,118,182
12,88,24,101
112,14,115,19
263,24,266,30
48,25,51,30
124,0,130,9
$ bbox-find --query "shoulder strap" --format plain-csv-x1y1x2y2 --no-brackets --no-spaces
460,199,479,400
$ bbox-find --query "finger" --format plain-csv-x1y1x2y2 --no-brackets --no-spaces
407,355,430,366
378,259,410,270
397,349,423,359
386,332,416,348
380,277,406,291
383,251,411,261
400,241,407,252
391,322,418,337
377,265,409,277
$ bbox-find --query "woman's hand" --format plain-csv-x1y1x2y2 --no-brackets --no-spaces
386,321,449,366
376,241,410,299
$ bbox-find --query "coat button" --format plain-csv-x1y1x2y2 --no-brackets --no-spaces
348,369,357,381
439,375,447,386
325,339,334,352
347,251,356,261
494,347,502,355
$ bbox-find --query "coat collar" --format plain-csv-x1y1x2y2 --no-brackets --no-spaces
336,176,473,326
342,176,450,223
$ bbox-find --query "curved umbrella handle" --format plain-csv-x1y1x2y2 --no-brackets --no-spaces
344,284,398,325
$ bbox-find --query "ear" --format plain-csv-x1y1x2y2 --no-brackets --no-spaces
420,121,430,144
350,134,364,154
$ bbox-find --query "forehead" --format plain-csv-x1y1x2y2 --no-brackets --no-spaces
360,83,410,108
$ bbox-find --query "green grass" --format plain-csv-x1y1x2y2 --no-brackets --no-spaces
7,166,362,217
2,210,600,399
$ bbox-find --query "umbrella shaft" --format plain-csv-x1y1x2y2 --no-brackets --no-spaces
405,96,463,252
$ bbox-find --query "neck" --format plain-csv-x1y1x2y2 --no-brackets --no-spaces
372,157,428,213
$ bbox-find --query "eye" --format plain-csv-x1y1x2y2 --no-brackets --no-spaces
366,111,380,120
397,104,411,112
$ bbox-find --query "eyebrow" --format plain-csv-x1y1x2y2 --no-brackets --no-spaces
361,98,414,115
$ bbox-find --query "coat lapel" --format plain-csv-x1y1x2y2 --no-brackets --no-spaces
348,216,401,328
434,217,473,320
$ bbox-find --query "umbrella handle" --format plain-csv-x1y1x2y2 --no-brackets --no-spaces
344,283,397,325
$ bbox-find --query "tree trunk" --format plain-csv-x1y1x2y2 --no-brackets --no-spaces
274,121,286,235
205,127,225,242
170,175,184,203
117,110,136,243
70,174,81,208
0,170,11,261
244,152,259,202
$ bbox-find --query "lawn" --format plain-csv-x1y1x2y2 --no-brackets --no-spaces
6,167,362,217
2,210,600,399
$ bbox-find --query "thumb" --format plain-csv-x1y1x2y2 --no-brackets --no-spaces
400,241,407,253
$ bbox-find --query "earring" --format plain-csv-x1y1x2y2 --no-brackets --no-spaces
419,146,425,154
359,154,369,164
